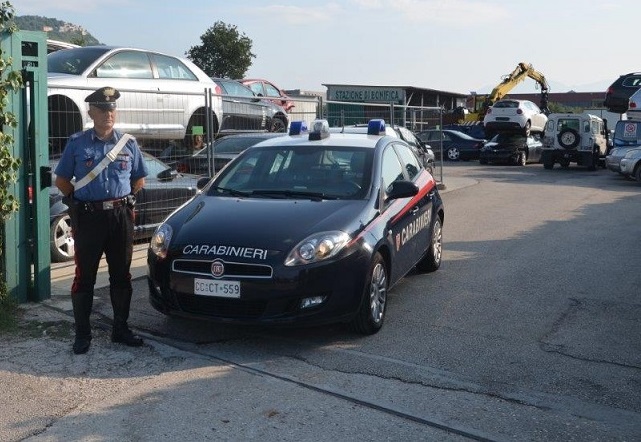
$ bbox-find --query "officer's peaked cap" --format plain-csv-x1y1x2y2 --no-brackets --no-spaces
85,86,120,110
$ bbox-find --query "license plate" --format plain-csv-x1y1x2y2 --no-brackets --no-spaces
194,278,241,298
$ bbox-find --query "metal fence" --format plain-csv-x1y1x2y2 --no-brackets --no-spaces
46,89,445,261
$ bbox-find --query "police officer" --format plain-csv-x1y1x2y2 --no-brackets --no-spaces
55,86,149,355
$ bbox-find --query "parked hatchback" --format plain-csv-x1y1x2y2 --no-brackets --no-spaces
603,72,641,114
479,133,543,165
241,78,295,113
483,99,548,137
212,78,288,133
416,129,485,161
47,46,223,153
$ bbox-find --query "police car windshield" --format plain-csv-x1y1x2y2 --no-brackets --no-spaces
211,145,373,200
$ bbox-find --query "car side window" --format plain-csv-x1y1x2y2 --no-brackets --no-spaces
96,51,153,79
248,83,264,96
381,146,405,194
151,54,198,80
394,144,422,181
263,83,281,98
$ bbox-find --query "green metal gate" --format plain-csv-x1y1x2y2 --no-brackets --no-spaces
2,30,50,303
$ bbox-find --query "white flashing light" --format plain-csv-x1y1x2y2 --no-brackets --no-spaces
309,119,330,140
367,119,386,135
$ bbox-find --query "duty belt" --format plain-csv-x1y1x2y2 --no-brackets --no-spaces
80,197,128,211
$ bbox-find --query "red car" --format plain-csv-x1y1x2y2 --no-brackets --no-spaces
240,78,295,113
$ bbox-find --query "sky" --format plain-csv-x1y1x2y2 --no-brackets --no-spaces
16,0,638,96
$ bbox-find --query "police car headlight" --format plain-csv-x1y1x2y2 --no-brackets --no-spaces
285,231,351,266
150,224,173,259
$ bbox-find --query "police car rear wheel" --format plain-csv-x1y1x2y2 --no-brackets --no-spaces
417,217,442,272
51,214,75,262
350,252,387,335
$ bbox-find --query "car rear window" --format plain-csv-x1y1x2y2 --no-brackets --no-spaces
47,47,111,74
493,101,519,109
622,76,641,87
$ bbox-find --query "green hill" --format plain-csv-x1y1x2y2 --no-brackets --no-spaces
16,15,101,46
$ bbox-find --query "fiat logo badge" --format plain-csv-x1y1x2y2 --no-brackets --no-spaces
211,260,225,278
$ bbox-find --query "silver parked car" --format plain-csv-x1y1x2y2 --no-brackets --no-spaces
47,46,223,152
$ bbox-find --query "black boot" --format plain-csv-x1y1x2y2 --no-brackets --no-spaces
72,292,93,354
110,288,143,347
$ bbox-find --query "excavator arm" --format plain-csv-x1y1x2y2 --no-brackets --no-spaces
478,62,550,120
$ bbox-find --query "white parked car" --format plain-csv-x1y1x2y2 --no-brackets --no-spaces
627,88,641,121
483,99,548,137
47,46,223,153
619,147,641,181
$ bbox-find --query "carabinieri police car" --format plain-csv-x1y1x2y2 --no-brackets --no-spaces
147,119,444,334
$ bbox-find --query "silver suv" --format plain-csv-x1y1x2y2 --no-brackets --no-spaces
541,113,608,170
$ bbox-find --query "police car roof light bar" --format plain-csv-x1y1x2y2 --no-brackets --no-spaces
309,119,330,141
289,121,308,136
367,119,386,135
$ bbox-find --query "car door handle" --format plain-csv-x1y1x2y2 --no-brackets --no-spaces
410,206,419,215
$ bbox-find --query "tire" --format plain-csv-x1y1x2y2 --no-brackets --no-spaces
270,117,287,133
543,156,554,169
446,147,460,161
479,158,488,165
417,217,443,273
635,163,641,182
50,214,75,262
523,121,531,136
560,159,570,169
558,128,580,149
514,151,526,166
350,252,387,335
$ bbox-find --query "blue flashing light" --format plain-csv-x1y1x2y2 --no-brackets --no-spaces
289,121,308,135
308,119,330,141
367,119,386,135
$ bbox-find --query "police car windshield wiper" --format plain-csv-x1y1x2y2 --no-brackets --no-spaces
211,186,251,197
251,189,335,201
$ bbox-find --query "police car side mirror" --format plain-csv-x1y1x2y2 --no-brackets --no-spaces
387,180,419,200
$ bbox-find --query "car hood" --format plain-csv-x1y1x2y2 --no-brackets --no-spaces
167,195,370,253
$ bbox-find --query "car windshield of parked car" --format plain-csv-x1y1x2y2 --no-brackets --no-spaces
215,79,256,98
210,145,374,200
47,47,111,74
143,153,173,176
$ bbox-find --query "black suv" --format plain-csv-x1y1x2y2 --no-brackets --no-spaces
604,72,641,114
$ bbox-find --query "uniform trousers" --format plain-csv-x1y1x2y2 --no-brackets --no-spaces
70,203,134,339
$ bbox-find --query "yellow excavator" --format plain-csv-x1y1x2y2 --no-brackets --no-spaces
458,62,550,123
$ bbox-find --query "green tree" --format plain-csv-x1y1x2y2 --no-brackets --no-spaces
186,21,255,79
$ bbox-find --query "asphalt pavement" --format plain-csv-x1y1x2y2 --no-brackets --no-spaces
1,174,479,442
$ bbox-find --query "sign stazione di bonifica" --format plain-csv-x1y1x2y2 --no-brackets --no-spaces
327,86,405,104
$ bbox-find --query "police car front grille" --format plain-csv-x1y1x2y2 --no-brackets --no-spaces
172,259,273,279
177,294,268,318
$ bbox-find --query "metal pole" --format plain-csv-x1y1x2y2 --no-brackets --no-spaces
204,88,213,177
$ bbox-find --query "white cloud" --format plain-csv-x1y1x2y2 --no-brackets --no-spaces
382,0,509,25
253,3,344,24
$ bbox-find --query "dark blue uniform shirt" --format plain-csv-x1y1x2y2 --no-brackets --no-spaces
55,129,148,202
